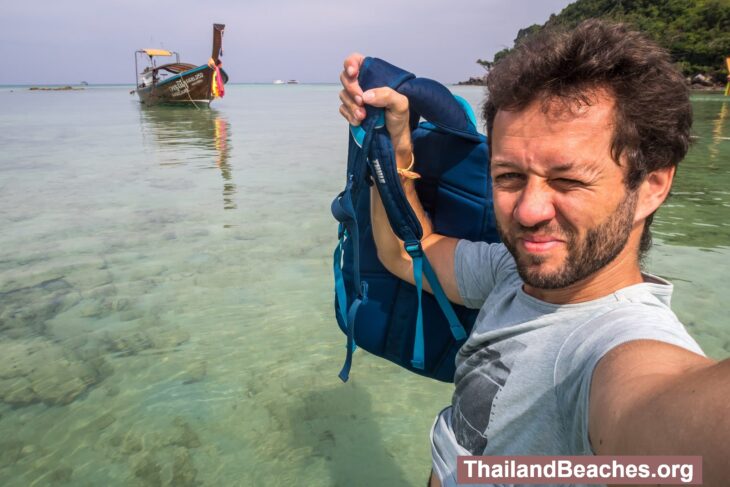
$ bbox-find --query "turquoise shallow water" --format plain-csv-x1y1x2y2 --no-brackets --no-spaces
0,85,728,486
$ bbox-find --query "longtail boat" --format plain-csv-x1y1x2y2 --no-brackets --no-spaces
134,24,228,106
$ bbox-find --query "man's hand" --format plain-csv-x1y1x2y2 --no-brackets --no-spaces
338,53,412,156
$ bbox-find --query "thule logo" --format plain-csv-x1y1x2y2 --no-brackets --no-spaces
371,158,386,184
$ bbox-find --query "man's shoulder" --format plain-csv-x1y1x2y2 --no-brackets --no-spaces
454,240,520,309
457,239,509,256
612,273,675,308
555,298,703,381
456,240,516,276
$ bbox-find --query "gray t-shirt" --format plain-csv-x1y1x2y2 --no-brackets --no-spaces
430,240,704,487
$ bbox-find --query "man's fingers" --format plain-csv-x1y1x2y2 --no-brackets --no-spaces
361,87,409,114
343,52,365,78
339,104,361,126
339,71,363,104
338,56,407,128
341,53,365,105
339,90,365,121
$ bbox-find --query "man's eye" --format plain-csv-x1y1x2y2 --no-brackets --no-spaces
552,178,585,187
495,173,524,181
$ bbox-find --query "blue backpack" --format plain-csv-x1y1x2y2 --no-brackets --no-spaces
331,57,499,382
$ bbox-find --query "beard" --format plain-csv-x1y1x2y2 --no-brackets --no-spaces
498,190,638,289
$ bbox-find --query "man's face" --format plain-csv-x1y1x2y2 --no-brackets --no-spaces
490,93,639,289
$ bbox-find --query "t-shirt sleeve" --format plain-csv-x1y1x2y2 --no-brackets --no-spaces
454,240,516,309
554,305,705,454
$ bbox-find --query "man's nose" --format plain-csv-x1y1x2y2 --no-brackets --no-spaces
513,179,556,228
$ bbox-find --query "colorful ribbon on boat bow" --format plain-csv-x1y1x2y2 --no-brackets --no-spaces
208,58,225,98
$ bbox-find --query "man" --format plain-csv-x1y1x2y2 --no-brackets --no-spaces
338,19,729,487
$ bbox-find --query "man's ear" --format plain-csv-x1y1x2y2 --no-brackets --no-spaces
635,166,676,223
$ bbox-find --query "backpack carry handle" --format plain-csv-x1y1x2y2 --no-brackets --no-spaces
351,57,482,144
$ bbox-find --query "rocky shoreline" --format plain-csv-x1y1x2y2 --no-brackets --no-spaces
455,73,728,91
28,86,85,91
455,76,485,86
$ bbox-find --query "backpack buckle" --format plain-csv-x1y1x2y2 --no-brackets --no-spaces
404,241,423,258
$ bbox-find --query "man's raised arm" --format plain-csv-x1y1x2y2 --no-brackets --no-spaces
338,54,462,305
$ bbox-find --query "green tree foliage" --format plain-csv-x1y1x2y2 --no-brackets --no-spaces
482,0,730,82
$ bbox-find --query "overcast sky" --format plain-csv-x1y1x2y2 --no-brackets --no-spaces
0,0,575,85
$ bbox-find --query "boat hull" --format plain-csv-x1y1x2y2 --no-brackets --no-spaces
136,65,227,106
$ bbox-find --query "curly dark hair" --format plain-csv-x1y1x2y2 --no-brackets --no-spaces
483,19,692,256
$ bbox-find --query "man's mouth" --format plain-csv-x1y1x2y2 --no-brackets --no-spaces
518,235,564,253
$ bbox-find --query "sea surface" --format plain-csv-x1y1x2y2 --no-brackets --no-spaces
0,85,728,486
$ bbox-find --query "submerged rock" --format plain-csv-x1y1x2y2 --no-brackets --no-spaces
0,339,109,407
102,330,154,356
66,268,114,292
0,377,36,406
76,300,108,318
85,283,117,299
106,422,201,486
171,447,198,487
182,360,207,384
76,412,117,434
131,454,162,487
0,278,79,339
121,432,144,454
32,365,93,406
50,465,74,483
0,439,25,467
101,327,189,356
148,328,190,349
0,274,67,295
105,384,120,397
168,417,201,449
0,341,36,379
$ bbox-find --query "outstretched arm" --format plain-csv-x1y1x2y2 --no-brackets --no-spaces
590,341,729,486
339,54,462,304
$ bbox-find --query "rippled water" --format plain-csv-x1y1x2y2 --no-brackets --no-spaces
0,85,728,486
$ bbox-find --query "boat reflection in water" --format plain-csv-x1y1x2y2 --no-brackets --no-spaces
709,101,728,164
139,105,236,209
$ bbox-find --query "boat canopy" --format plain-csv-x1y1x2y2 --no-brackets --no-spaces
154,63,198,74
141,48,173,57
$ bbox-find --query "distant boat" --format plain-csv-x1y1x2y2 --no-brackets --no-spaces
134,24,228,106
273,80,285,85
80,81,89,86
286,80,299,84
